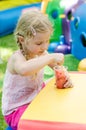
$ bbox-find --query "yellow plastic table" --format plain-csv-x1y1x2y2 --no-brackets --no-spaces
18,72,86,130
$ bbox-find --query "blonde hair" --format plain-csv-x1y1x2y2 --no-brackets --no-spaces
14,9,53,40
14,10,53,59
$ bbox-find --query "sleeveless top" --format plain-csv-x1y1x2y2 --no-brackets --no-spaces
2,67,44,116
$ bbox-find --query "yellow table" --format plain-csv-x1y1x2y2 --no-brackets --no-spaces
18,72,86,130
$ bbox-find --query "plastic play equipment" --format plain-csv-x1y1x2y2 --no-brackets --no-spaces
41,0,49,13
48,35,71,54
42,0,86,54
41,0,74,54
0,0,41,10
70,2,86,60
41,0,78,44
0,2,41,37
45,0,65,42
78,58,86,71
18,72,86,130
47,42,58,53
54,44,71,54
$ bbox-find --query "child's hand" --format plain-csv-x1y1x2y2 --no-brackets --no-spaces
48,53,64,69
55,53,64,65
52,53,64,65
54,65,73,89
63,73,73,88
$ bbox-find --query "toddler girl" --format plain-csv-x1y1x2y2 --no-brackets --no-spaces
2,10,71,130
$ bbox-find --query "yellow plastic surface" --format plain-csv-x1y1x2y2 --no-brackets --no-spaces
0,0,41,10
41,0,50,13
21,72,86,124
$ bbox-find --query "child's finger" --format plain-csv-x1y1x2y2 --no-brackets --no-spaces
64,80,73,88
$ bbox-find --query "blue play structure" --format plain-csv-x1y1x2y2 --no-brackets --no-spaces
0,3,41,37
70,3,86,60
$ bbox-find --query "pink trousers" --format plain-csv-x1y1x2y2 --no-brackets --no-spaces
4,104,29,130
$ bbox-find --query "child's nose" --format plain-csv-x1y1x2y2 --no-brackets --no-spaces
41,43,48,50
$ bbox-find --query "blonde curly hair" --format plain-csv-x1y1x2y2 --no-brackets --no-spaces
14,9,53,59
14,9,53,39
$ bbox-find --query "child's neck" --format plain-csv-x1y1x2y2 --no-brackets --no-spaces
25,53,38,60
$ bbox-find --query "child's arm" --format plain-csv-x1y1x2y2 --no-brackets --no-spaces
44,51,64,69
12,52,64,76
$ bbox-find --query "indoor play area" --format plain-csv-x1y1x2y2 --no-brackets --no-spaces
0,0,86,129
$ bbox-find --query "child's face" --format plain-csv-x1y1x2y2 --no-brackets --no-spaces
24,32,50,57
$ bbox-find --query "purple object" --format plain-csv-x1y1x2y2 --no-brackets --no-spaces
54,44,71,54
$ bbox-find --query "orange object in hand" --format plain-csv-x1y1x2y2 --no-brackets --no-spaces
54,66,67,89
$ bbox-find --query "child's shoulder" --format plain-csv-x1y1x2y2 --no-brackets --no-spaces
12,50,22,58
8,50,23,63
13,50,21,55
7,50,24,73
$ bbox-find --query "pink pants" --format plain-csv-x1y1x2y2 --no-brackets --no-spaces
4,104,29,130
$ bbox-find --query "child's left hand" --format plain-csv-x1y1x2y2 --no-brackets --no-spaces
63,73,73,88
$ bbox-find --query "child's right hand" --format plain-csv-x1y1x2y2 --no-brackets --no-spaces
51,53,64,66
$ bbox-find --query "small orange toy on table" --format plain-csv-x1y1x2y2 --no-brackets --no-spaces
54,66,68,89
54,66,73,89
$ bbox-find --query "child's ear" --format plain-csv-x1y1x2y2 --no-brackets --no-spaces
18,36,24,44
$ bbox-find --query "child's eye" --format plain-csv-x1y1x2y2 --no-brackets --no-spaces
36,40,49,45
36,42,42,45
